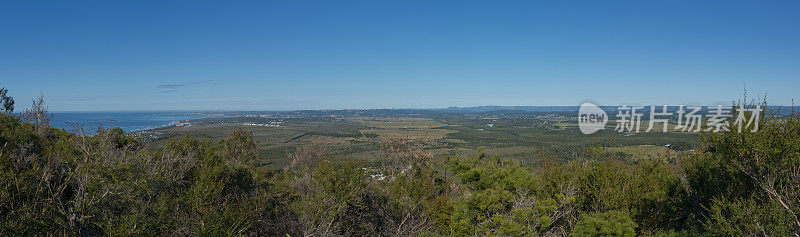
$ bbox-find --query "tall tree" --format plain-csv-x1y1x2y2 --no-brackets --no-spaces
0,86,14,113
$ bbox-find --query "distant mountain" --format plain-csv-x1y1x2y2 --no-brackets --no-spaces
433,105,800,116
435,106,581,113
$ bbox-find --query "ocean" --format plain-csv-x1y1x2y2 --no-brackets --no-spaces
50,112,207,133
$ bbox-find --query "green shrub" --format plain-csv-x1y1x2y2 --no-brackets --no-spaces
572,210,637,237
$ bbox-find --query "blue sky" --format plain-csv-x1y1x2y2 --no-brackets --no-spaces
1,1,798,111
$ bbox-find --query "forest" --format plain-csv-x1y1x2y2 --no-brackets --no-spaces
1,92,799,236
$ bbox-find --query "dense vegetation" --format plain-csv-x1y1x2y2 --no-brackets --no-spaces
1,94,799,235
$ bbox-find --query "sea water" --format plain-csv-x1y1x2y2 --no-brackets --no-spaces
50,112,207,134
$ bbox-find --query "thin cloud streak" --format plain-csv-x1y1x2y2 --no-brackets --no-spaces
156,80,214,89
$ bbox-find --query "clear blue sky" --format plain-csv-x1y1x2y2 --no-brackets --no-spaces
1,1,798,111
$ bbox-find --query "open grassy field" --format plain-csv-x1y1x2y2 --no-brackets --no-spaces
354,117,459,140
136,112,699,168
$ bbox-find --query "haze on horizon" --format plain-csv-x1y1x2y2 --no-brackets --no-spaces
1,1,799,111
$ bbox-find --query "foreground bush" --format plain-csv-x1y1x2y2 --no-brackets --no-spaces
571,210,636,237
2,100,799,235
